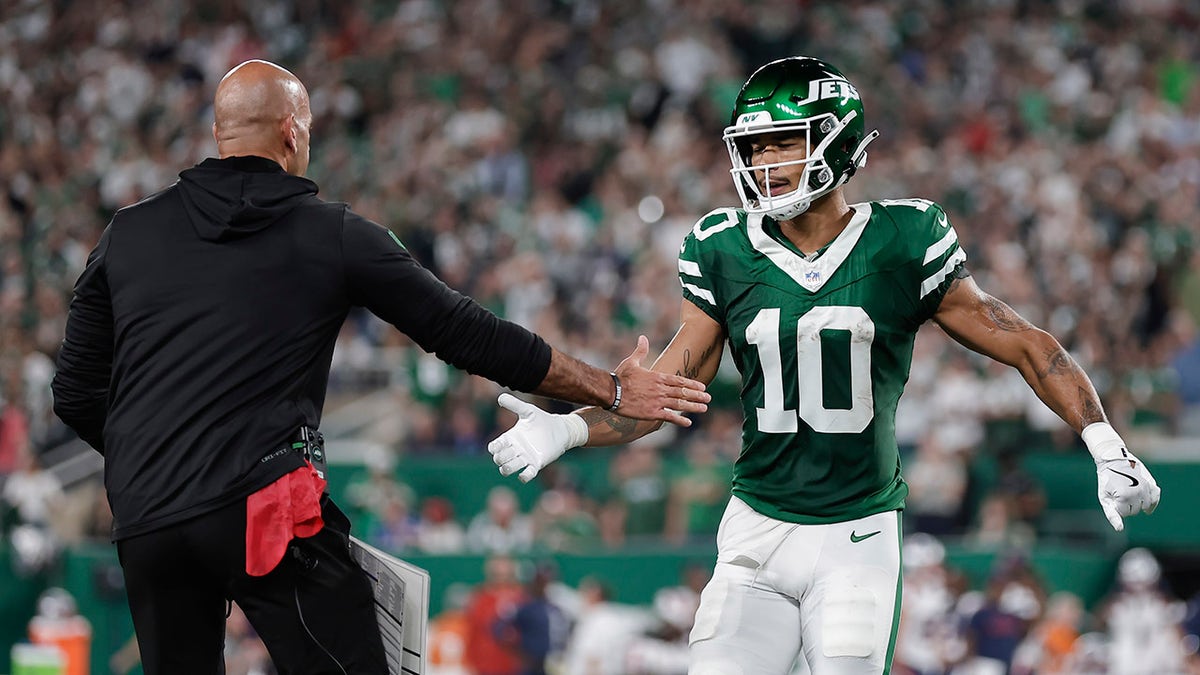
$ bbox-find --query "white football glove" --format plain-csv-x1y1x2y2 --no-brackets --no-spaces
488,394,589,483
1083,422,1161,532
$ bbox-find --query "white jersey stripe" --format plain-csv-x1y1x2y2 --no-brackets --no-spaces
681,281,716,305
922,228,959,265
919,249,967,299
678,259,703,277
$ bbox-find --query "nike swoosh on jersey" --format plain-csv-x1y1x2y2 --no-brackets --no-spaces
850,530,881,543
937,214,948,228
1109,468,1139,487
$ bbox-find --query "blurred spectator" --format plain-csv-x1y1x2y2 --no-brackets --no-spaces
2,451,64,529
1061,632,1115,675
561,577,658,675
465,555,527,675
0,380,30,476
429,583,473,675
530,482,601,553
905,434,969,537
664,435,729,544
961,556,1047,675
365,489,421,554
624,572,703,675
894,534,968,675
466,486,534,555
1170,311,1200,435
1098,548,1189,675
416,496,467,554
992,450,1047,531
1011,591,1086,675
438,401,489,456
503,561,570,675
966,492,1037,552
344,450,411,525
600,440,669,547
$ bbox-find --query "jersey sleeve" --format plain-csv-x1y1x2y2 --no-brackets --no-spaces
677,210,729,325
913,203,968,321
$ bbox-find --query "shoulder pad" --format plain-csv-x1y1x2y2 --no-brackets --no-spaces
688,207,745,244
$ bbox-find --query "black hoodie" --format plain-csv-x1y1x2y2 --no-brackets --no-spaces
52,156,551,540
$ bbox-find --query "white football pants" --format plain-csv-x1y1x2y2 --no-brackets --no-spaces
689,496,902,675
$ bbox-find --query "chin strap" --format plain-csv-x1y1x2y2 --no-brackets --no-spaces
768,198,813,221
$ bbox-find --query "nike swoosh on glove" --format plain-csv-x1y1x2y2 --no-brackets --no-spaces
1083,422,1161,532
487,393,589,483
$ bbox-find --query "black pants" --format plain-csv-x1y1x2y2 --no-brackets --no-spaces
116,496,387,675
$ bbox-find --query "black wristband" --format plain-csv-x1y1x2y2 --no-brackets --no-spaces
607,372,622,411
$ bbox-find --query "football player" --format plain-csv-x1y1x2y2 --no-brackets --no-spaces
487,56,1161,674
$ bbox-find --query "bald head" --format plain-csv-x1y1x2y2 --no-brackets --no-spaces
212,60,312,176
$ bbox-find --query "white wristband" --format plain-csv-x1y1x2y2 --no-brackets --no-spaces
564,412,589,449
1081,422,1125,463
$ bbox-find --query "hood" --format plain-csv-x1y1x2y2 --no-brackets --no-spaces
177,156,319,242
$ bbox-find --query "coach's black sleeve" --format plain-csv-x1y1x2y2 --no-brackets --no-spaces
341,211,551,392
52,225,115,454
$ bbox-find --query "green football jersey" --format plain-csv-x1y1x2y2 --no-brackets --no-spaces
678,199,966,523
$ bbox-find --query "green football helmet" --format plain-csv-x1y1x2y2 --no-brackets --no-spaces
724,56,880,220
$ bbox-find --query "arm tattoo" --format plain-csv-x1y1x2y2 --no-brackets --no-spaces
678,343,719,380
982,296,1034,333
1041,346,1076,377
1080,389,1106,426
1034,346,1108,427
1036,345,1084,380
578,407,640,440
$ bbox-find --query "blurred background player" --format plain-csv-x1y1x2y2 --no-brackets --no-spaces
1098,547,1189,675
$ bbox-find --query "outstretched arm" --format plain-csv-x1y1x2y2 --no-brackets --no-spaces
341,215,708,425
489,300,725,482
933,275,1160,530
932,275,1102,433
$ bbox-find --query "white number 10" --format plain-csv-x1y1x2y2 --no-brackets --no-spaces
746,306,875,434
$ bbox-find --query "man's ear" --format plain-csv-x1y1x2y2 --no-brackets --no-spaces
282,114,298,153
212,122,219,145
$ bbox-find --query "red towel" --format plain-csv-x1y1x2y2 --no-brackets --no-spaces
245,463,327,576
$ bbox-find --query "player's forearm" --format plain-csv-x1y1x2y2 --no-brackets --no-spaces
576,407,663,446
1016,332,1108,434
532,348,619,409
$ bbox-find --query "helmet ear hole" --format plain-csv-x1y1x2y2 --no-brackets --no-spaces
810,167,832,189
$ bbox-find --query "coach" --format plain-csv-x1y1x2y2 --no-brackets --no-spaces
50,59,708,675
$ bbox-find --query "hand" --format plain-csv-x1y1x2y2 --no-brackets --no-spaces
612,335,710,427
1084,423,1161,532
488,394,588,483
